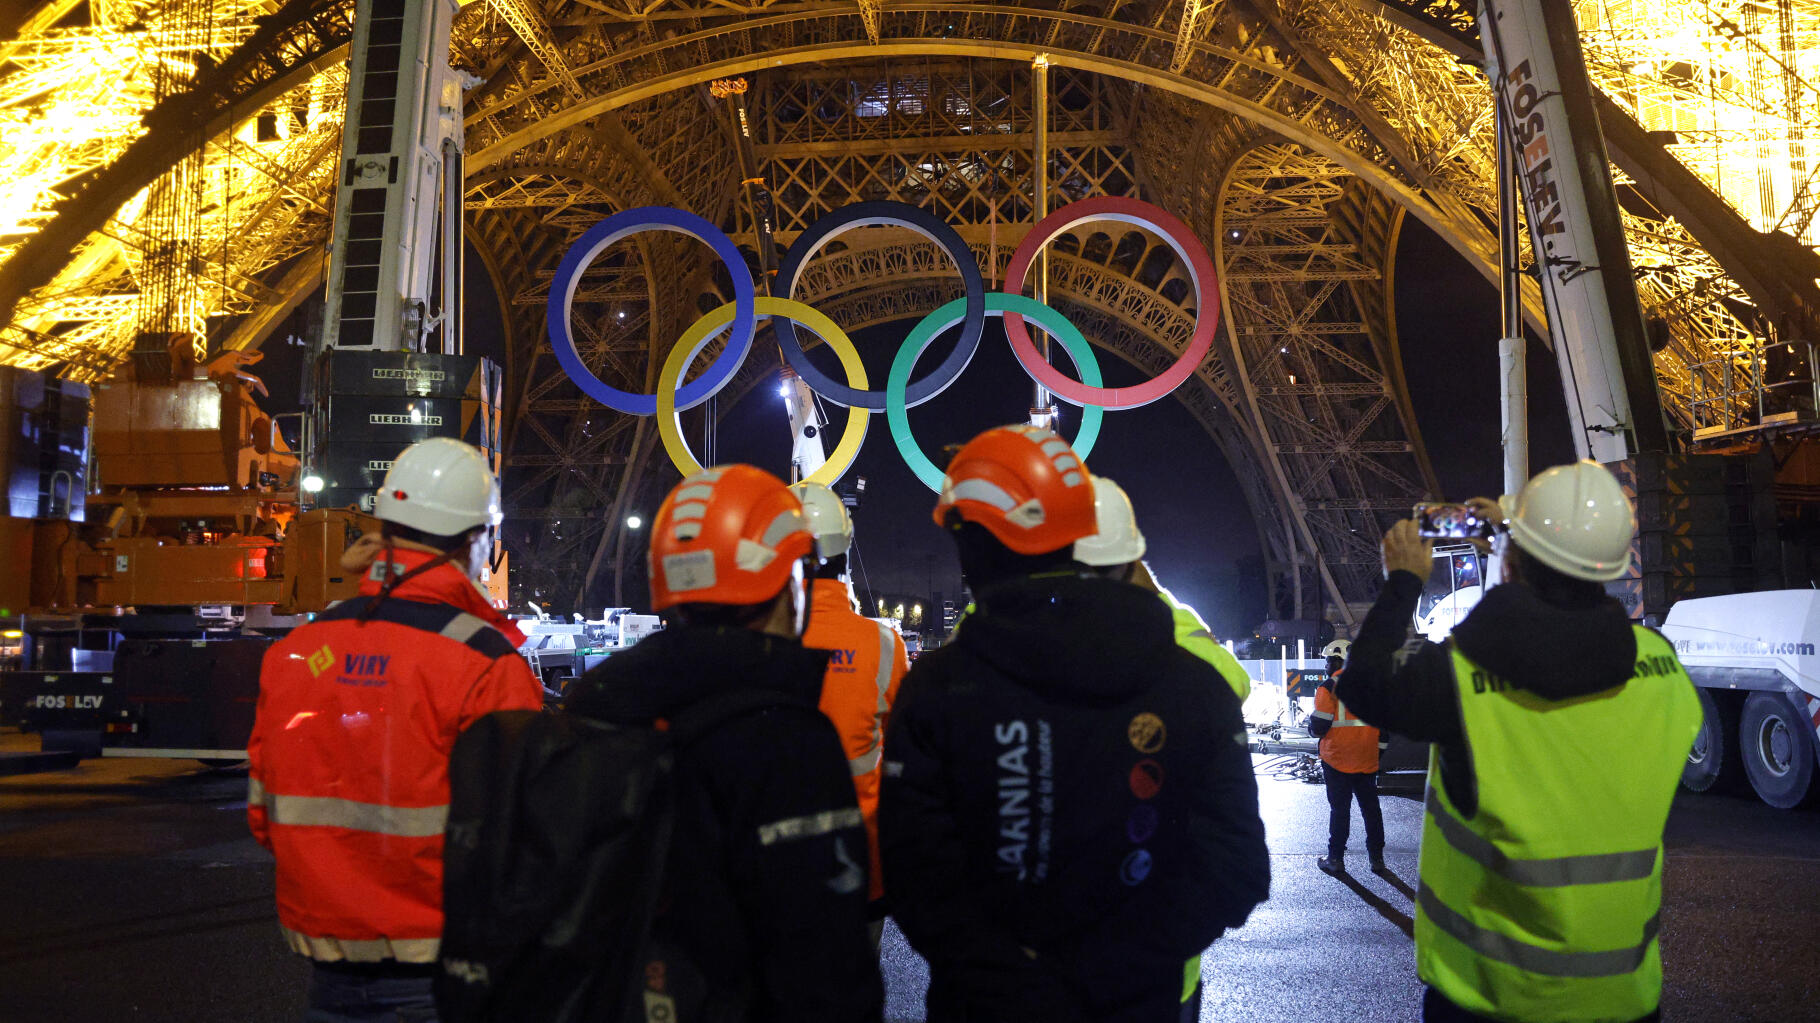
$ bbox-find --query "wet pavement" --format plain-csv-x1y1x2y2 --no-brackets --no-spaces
2,741,1816,1022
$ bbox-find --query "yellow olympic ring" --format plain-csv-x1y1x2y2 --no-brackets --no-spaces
656,297,870,487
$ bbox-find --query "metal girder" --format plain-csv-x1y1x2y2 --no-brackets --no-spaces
1214,141,1440,621
0,0,357,342
1352,0,1820,360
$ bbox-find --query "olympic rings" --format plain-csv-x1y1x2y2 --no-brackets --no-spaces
548,206,756,416
546,197,1222,488
657,297,870,487
775,200,986,411
887,293,1106,492
1002,196,1220,411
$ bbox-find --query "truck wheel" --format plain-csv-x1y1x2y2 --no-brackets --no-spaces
1682,688,1741,793
1739,692,1817,809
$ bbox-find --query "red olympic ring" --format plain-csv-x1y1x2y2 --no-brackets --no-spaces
1002,197,1221,411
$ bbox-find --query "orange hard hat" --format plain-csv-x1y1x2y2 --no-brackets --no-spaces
648,464,814,610
931,424,1097,555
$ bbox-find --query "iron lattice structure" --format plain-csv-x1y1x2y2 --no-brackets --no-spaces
4,0,1820,622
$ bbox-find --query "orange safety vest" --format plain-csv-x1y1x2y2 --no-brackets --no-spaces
247,550,543,962
1314,677,1384,774
801,577,907,902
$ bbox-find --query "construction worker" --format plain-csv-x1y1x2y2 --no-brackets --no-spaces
1308,638,1386,875
1338,461,1701,1023
563,464,882,1022
1073,474,1252,700
248,437,543,1021
880,425,1269,1022
791,480,908,932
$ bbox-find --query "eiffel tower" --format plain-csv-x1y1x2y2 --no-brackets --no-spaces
3,0,1818,624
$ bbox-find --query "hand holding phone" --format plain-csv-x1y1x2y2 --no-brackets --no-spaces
1382,520,1436,580
1414,502,1497,540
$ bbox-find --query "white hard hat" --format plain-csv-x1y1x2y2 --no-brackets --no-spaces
1073,475,1147,567
1321,639,1351,660
789,480,853,560
1499,460,1634,582
373,437,501,536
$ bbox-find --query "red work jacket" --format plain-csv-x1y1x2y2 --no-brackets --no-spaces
248,549,541,962
800,577,907,902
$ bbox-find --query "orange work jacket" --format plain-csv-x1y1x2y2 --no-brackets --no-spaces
247,549,542,962
1314,676,1384,774
801,577,907,902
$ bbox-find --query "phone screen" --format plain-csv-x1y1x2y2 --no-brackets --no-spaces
1414,503,1494,539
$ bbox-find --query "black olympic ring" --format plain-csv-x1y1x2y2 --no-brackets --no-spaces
773,199,987,411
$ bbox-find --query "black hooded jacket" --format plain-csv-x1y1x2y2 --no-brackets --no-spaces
880,573,1269,1022
564,625,883,1023
1336,570,1639,815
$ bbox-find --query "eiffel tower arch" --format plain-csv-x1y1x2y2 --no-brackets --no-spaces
4,0,1818,627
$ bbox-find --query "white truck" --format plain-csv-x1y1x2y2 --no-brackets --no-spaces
1660,591,1820,808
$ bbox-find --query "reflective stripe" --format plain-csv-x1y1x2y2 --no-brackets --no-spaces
759,509,806,549
262,792,448,838
1331,719,1372,728
756,807,864,846
1426,792,1657,887
873,624,895,721
439,612,487,647
282,926,439,964
248,776,268,804
1311,710,1336,721
1417,884,1659,978
844,622,896,780
849,747,883,776
946,478,1017,511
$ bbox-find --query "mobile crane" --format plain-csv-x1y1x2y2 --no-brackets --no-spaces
1,0,500,761
0,351,374,759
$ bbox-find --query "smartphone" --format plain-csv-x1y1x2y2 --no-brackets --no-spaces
1414,502,1497,540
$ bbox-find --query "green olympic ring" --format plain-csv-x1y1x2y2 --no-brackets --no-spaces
888,293,1105,492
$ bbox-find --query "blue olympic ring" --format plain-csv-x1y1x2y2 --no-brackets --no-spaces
775,200,986,411
547,206,756,416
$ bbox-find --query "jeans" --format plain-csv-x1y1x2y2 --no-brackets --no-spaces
1322,762,1384,860
304,961,438,1023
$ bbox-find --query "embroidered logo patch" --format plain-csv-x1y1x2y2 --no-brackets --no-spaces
306,645,334,678
1127,712,1166,754
1129,758,1165,800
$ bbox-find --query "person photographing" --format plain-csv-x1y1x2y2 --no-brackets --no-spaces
1338,461,1700,1023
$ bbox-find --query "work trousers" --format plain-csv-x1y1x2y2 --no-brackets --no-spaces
304,960,438,1023
1322,762,1384,860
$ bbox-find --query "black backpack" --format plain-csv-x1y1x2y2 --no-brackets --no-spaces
435,689,791,1023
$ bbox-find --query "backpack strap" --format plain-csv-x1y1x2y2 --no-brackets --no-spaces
664,688,805,748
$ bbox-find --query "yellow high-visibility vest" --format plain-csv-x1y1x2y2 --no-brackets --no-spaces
1156,586,1250,700
1417,626,1700,1022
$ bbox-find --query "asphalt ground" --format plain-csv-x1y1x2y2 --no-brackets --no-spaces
2,739,1816,1022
